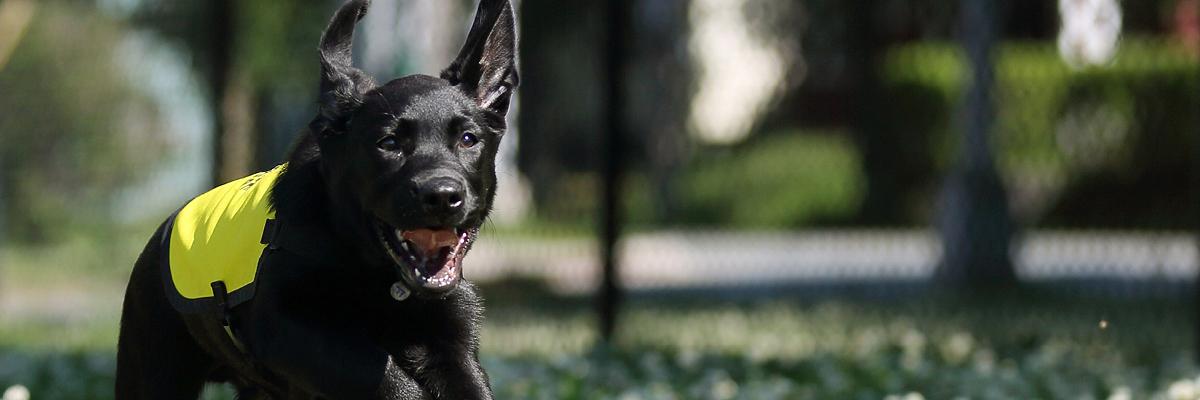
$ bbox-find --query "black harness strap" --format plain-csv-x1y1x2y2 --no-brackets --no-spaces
210,280,248,354
217,217,344,350
212,217,344,358
261,218,282,250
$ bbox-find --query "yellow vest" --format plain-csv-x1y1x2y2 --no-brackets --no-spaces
168,164,285,302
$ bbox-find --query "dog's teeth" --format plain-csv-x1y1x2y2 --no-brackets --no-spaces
400,241,411,252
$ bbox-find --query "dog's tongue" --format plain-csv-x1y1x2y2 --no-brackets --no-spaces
402,229,458,257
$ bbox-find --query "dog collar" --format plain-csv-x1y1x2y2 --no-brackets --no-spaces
390,281,411,301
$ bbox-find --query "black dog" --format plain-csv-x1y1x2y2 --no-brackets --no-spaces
115,0,517,398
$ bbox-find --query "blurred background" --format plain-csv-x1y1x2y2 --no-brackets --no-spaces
1,0,1199,398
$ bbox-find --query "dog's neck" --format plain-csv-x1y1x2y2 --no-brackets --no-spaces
270,133,388,271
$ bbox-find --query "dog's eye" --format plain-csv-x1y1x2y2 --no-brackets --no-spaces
459,132,480,148
377,136,400,152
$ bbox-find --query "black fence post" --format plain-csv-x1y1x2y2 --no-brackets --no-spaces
937,0,1017,291
598,0,630,344
1193,51,1200,363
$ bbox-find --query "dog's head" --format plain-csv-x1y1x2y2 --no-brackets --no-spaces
308,0,517,296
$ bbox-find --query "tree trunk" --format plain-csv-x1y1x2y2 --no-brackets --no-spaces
208,0,256,185
218,70,257,182
936,0,1017,291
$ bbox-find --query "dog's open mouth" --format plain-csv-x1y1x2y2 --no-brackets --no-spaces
374,221,474,292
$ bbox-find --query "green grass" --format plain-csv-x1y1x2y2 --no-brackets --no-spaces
1,236,1195,399
0,281,1195,399
481,292,1196,399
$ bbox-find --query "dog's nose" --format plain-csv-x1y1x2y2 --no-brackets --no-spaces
417,178,465,217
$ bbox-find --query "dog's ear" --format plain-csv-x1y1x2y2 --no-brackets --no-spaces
311,0,377,136
441,0,519,117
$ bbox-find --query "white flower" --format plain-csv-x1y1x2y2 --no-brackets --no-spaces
1167,379,1198,400
900,329,926,371
940,332,974,364
1107,386,1132,400
711,375,738,400
1058,0,1123,68
1,385,29,400
885,392,925,400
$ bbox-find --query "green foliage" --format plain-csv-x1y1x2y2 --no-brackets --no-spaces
0,3,167,243
882,38,1200,227
129,1,329,94
540,132,865,231
234,2,329,96
615,39,1199,230
622,132,865,229
680,133,864,228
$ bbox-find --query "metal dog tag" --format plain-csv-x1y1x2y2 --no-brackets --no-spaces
390,281,410,301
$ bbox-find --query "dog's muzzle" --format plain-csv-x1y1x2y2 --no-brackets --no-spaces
374,221,476,295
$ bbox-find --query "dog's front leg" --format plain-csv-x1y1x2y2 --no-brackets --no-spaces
411,342,492,400
443,352,493,400
247,315,432,399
